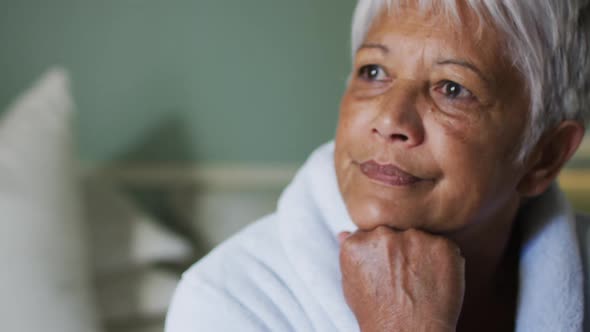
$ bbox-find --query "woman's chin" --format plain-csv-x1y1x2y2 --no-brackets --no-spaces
346,197,426,231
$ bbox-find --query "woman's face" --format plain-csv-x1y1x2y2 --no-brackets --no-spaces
334,6,530,233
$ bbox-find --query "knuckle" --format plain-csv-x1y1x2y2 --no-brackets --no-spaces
401,228,425,247
403,228,425,241
374,225,391,236
340,232,367,253
375,226,398,246
405,228,420,235
433,237,451,250
340,235,357,251
434,237,461,255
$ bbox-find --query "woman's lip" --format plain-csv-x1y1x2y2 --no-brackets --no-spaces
359,160,423,186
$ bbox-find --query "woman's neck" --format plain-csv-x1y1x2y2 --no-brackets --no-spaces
451,198,523,332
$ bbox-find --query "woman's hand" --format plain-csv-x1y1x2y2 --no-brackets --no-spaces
339,226,465,332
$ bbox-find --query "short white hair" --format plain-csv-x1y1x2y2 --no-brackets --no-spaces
351,0,590,161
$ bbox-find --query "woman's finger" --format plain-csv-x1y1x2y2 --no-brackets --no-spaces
338,231,352,245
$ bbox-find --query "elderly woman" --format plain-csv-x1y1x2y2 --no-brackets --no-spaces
166,0,590,331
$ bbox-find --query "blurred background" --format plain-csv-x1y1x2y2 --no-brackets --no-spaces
0,1,588,332
0,1,357,332
0,0,356,163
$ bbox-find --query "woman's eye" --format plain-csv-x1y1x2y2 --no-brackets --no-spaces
358,64,388,81
438,80,474,99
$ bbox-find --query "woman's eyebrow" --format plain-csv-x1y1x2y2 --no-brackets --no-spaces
358,43,390,54
436,59,491,84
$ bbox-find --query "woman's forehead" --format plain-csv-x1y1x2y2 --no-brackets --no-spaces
376,0,486,20
359,0,505,51
376,0,496,35
365,5,507,67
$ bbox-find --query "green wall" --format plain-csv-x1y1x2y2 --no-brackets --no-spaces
0,0,356,162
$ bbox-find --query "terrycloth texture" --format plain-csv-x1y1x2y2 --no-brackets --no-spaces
516,183,585,331
166,142,585,332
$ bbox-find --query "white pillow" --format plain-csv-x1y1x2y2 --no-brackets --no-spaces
84,179,192,275
0,68,100,332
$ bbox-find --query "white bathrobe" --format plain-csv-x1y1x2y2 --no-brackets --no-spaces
166,142,589,332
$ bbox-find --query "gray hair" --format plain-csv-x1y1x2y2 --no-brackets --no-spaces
351,0,590,161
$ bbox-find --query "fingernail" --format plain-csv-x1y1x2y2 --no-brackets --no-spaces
337,231,351,245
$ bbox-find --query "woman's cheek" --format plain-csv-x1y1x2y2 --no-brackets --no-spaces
428,102,490,147
340,99,375,136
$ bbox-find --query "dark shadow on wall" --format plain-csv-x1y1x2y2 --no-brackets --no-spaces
116,114,197,163
108,115,210,260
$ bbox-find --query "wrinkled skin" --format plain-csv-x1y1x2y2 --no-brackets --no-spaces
335,6,528,238
335,3,584,332
339,227,465,332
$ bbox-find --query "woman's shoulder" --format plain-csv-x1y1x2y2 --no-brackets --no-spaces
180,213,291,289
165,214,312,331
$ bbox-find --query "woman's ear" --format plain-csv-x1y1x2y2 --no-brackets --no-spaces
517,120,585,197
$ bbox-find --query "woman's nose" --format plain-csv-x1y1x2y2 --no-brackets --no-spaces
371,81,425,147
